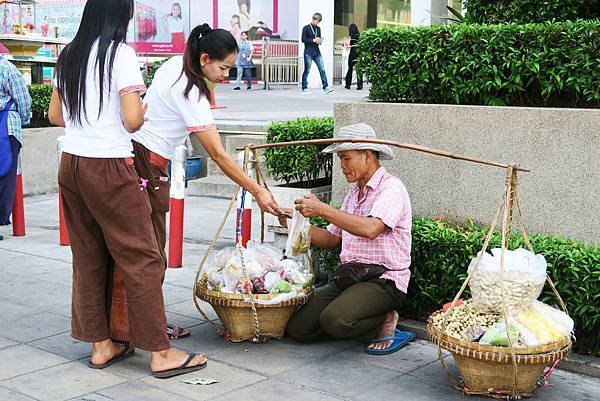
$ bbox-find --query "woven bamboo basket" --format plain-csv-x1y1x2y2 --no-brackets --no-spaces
427,313,572,397
193,146,316,342
428,165,574,398
196,286,312,342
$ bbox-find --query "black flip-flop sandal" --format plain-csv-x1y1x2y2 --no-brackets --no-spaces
88,345,134,369
152,353,208,379
166,324,191,340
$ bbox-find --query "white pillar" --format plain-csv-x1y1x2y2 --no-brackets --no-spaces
411,0,447,26
298,1,334,90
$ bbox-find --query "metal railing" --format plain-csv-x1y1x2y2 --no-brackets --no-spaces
262,38,300,90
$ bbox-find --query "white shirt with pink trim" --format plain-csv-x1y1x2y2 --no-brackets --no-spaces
57,40,146,158
132,56,216,160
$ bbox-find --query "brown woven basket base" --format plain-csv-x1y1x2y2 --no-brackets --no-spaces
196,285,313,342
428,322,572,398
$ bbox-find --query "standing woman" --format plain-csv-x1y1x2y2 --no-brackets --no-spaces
48,0,206,379
344,23,363,90
233,31,254,90
108,23,279,348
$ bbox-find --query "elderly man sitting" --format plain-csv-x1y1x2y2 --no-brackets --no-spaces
283,123,414,355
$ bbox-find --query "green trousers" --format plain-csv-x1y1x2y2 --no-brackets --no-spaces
287,278,405,344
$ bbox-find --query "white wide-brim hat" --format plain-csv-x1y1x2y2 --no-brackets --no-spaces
321,123,395,160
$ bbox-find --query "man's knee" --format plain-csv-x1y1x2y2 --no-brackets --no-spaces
319,307,352,338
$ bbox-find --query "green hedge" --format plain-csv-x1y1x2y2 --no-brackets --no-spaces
357,21,600,107
314,217,600,354
28,84,53,116
464,0,600,24
264,117,333,188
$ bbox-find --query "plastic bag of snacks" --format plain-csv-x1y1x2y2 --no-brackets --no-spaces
468,248,546,313
479,321,520,347
285,209,311,258
511,301,573,347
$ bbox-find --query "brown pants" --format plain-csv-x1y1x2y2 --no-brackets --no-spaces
58,152,170,351
287,278,404,344
109,141,171,342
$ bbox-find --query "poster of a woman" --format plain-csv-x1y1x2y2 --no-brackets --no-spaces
163,2,186,50
134,0,190,54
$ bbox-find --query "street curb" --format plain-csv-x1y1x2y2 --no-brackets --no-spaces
397,319,600,379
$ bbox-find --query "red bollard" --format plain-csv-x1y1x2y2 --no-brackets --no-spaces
12,155,25,237
209,87,226,110
168,145,187,268
57,137,70,246
235,151,254,247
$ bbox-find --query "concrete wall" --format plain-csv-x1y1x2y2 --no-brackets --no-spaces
21,127,64,196
333,103,600,245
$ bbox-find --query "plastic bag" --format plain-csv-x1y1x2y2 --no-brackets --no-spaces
468,248,546,313
246,240,281,272
479,321,520,346
285,209,311,258
512,301,572,346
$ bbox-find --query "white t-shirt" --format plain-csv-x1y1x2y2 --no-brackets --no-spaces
166,16,184,34
132,56,216,160
57,40,146,158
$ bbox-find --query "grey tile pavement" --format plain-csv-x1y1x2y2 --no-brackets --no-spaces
0,194,598,400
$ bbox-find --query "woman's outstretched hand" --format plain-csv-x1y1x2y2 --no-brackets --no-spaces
253,187,280,216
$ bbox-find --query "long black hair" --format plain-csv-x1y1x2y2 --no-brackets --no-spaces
179,24,238,101
349,23,360,39
55,0,133,125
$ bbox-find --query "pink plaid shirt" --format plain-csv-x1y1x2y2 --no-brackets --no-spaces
327,167,412,293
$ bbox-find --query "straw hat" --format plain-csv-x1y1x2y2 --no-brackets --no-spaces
322,123,395,160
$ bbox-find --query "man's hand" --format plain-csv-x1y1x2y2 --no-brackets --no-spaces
277,208,293,228
294,194,325,218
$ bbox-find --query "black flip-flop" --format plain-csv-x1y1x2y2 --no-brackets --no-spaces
166,324,191,340
88,345,135,369
152,353,208,379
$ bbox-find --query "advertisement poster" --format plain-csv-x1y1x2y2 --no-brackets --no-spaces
2,2,35,34
218,0,281,42
133,0,191,54
35,0,86,40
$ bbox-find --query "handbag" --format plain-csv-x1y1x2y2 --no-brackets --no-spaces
0,99,15,177
332,261,388,291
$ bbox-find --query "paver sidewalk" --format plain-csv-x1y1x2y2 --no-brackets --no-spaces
0,195,598,400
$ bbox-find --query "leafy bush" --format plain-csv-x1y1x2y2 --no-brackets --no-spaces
143,58,169,88
463,0,600,24
314,217,600,354
264,117,334,188
357,21,600,107
28,84,53,116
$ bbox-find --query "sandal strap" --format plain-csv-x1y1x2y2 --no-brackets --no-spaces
179,353,197,369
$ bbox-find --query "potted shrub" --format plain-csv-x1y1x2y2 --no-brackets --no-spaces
263,117,334,228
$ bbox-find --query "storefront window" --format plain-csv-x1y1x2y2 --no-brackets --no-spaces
376,0,410,27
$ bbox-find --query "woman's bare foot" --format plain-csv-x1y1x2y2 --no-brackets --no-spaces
91,339,127,365
150,348,207,373
368,310,399,351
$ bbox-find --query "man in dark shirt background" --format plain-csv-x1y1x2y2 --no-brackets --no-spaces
301,12,333,94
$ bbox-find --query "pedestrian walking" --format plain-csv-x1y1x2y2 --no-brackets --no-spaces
0,53,31,240
48,0,206,379
301,12,333,94
344,23,363,90
234,31,253,90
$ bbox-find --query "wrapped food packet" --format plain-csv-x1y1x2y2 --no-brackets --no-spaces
479,321,520,346
285,209,311,258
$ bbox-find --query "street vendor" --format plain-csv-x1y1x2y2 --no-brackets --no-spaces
283,123,415,355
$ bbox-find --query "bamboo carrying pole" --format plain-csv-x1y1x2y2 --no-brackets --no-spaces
238,138,530,172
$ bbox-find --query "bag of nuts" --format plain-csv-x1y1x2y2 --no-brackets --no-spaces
467,248,547,313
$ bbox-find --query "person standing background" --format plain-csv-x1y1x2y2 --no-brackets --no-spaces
301,12,332,95
345,23,363,90
0,54,31,241
234,31,253,90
